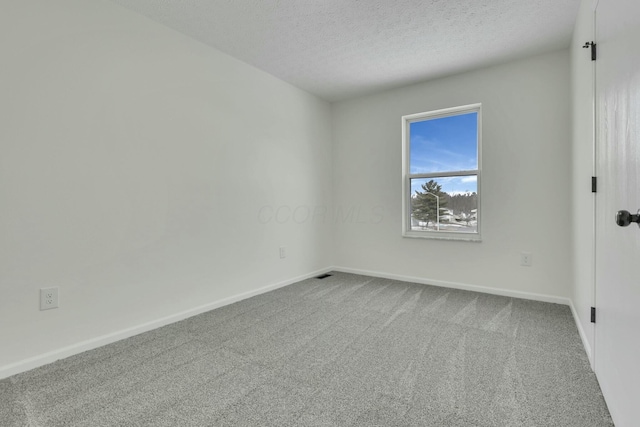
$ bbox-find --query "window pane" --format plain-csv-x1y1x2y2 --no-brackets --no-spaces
409,112,478,174
410,176,478,233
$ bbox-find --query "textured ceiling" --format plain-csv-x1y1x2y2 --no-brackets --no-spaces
107,0,581,101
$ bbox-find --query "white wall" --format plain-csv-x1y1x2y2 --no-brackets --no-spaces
570,0,596,364
332,50,572,299
0,0,333,374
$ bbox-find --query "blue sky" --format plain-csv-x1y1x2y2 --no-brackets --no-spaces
410,112,478,195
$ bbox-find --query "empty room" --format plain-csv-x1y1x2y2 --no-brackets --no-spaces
1,0,639,426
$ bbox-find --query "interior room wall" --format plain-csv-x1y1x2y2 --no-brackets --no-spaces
570,0,596,364
331,50,572,300
0,0,333,375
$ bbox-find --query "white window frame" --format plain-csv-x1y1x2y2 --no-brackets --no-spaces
402,103,482,241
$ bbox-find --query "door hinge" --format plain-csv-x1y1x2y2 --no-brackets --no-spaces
583,41,596,60
592,176,597,193
591,307,596,323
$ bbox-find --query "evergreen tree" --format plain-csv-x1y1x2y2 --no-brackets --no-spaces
445,192,477,218
412,180,448,226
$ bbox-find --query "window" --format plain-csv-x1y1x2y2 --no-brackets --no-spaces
402,104,481,241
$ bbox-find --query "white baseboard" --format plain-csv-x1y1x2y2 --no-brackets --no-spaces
568,300,594,368
0,267,332,380
331,266,572,306
3,265,594,380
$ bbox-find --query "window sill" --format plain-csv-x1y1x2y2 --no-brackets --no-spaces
402,231,482,242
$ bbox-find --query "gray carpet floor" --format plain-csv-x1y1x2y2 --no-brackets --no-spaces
1,272,613,426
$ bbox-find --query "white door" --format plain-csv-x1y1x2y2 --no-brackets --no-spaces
594,0,640,425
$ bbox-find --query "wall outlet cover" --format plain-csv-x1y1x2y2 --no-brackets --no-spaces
40,287,59,310
520,252,533,267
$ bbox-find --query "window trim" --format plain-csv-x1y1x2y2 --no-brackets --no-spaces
401,103,482,241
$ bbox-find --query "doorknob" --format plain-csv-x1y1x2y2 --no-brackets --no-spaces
615,210,640,227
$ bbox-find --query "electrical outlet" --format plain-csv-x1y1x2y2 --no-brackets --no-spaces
40,287,59,310
521,252,532,267
279,247,286,259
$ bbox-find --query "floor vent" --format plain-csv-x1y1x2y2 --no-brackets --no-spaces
316,274,332,279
